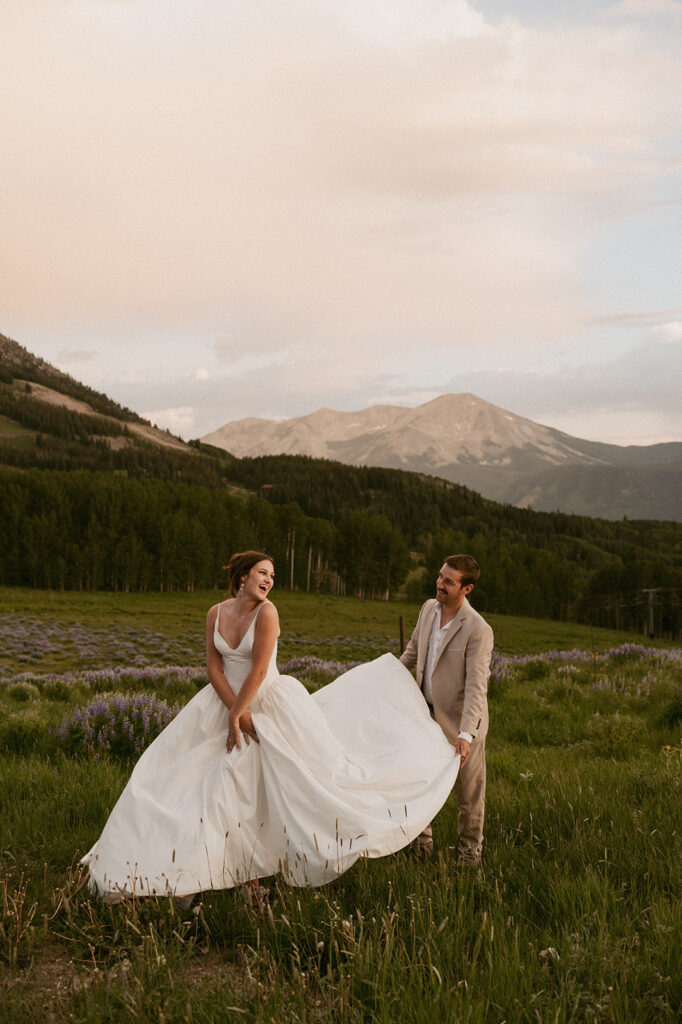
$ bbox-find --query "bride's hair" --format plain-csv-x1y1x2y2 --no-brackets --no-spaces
224,550,274,596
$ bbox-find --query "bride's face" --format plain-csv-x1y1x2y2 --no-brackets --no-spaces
242,560,275,601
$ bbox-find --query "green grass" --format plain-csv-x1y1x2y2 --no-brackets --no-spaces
0,416,35,447
0,587,668,680
0,590,680,1022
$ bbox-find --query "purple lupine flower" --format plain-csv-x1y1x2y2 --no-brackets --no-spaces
56,692,178,760
279,656,361,677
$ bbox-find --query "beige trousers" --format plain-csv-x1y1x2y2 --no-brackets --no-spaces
453,737,486,861
421,736,486,862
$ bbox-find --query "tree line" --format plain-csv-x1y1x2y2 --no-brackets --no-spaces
227,456,682,637
0,468,408,599
0,387,133,442
1,463,679,635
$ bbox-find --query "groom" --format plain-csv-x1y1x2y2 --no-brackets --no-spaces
400,554,493,865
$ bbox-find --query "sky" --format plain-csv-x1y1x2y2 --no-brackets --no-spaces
1,0,681,446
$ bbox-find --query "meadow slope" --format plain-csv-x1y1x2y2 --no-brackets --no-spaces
0,591,680,1023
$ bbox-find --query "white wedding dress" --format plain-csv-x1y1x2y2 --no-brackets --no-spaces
82,606,460,899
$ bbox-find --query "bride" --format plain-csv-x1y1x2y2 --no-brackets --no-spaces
82,551,460,900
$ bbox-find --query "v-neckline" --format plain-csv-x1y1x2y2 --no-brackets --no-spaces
216,602,261,651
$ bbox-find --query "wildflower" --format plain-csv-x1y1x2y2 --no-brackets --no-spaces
56,693,178,760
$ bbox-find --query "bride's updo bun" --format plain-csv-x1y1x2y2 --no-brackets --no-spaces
224,550,274,596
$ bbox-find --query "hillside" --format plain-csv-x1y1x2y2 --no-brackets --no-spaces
0,333,147,424
0,333,238,487
203,393,682,522
0,333,194,453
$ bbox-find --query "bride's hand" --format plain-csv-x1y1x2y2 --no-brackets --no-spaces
227,710,259,752
240,711,259,745
227,711,241,753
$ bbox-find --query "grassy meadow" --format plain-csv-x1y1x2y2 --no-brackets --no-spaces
0,588,680,1023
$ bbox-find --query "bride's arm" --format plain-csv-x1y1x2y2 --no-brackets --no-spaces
207,606,259,746
227,602,279,752
206,605,238,709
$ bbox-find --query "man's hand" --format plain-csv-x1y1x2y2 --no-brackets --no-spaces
455,737,470,766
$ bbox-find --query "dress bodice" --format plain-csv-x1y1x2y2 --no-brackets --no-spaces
213,602,278,701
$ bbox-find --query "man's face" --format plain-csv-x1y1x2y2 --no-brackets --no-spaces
435,563,473,610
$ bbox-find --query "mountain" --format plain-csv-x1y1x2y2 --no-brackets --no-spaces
202,393,682,521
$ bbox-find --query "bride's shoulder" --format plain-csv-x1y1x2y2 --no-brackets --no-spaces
256,599,280,630
206,598,230,623
258,599,279,619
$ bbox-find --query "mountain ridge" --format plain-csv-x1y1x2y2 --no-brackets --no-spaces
2,329,680,521
203,394,682,521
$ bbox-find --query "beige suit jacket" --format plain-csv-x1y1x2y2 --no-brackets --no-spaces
400,597,493,747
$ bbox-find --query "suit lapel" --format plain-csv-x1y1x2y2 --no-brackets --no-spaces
426,601,440,630
418,601,440,673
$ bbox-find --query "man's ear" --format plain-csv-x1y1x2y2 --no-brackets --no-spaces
465,583,474,596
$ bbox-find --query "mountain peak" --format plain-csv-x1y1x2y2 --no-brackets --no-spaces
201,393,682,520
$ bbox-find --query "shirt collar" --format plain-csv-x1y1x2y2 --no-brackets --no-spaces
431,610,455,632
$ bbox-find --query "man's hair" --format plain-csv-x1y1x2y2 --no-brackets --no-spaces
443,554,480,587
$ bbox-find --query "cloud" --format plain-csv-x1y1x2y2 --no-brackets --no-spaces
658,320,682,341
589,309,682,328
434,327,682,442
1,0,679,361
319,0,490,45
142,406,195,432
607,0,682,17
57,348,97,364
109,318,682,445
1,1,680,448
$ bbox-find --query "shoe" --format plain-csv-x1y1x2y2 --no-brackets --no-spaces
458,853,481,868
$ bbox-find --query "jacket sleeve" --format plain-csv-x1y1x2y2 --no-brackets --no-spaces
460,622,494,737
399,603,427,671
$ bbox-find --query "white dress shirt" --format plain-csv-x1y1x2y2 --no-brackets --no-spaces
423,609,473,744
